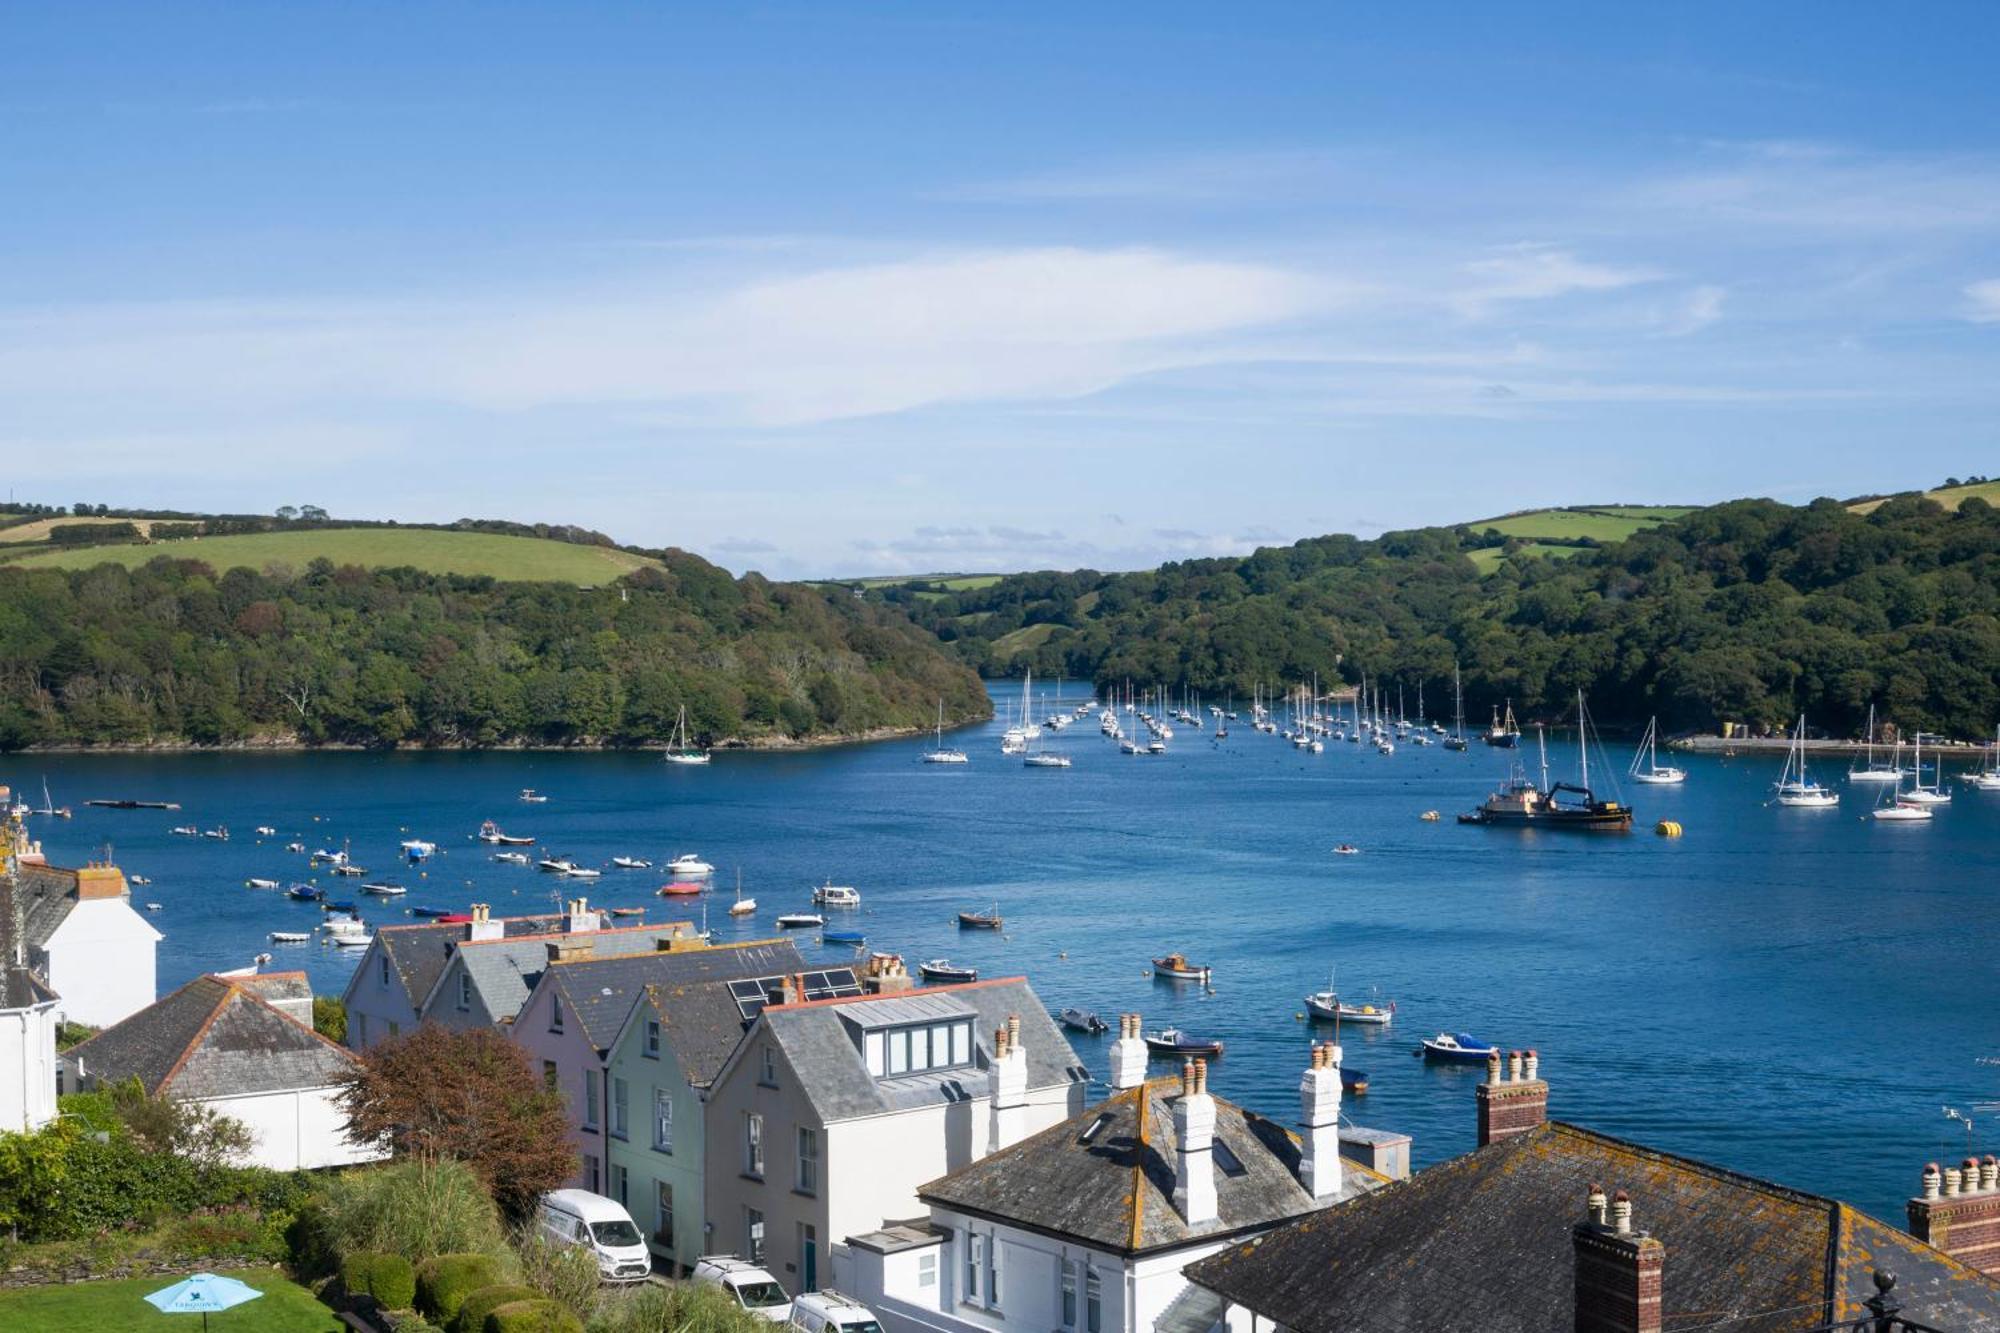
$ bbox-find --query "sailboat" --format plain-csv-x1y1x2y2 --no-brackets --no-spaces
1627,717,1686,785
1000,671,1032,755
1459,694,1632,829
1897,732,1950,806
664,706,711,766
1966,728,2000,792
1847,705,1904,784
35,780,73,819
1872,771,1934,822
1443,665,1469,751
922,699,968,765
729,869,757,917
1771,716,1839,808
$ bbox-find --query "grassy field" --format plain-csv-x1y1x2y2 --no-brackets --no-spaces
2,528,660,584
0,1270,341,1332
0,515,174,543
1848,479,2000,514
1465,505,1696,542
1468,542,1595,574
838,572,1002,591
990,622,1059,658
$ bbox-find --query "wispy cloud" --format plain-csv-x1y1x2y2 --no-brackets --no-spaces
1965,279,2000,323
1628,143,2000,233
935,150,1342,204
1453,245,1659,317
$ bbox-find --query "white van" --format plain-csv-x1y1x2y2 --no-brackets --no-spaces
537,1189,652,1283
788,1289,885,1333
693,1254,793,1323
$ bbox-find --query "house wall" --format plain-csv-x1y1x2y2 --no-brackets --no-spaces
200,1086,386,1171
340,939,423,1051
0,997,59,1132
510,977,610,1192
42,898,159,1028
605,1014,709,1272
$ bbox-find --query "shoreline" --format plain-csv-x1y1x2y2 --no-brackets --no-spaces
3,719,993,756
1669,735,1987,756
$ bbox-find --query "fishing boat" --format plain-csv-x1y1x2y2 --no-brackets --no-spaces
664,705,711,766
659,881,704,897
776,912,825,929
362,880,407,896
611,856,654,870
922,699,970,765
1848,706,1905,784
665,853,714,877
958,908,1003,930
822,928,866,946
812,881,860,908
1628,716,1686,785
286,884,324,902
493,851,531,865
1304,972,1395,1025
920,959,978,983
1143,1027,1224,1058
269,931,310,943
1420,1032,1497,1063
1898,733,1951,806
478,820,535,846
606,906,646,918
1460,699,1633,830
1483,701,1521,748
1153,953,1212,983
1772,716,1840,808
1058,1007,1108,1035
519,788,549,803
1967,728,2000,791
245,877,280,890
401,839,435,862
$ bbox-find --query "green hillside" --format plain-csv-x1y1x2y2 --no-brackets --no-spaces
1465,504,1696,542
4,527,658,585
1848,478,2000,515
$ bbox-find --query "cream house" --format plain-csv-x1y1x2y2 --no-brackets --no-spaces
15,859,161,1028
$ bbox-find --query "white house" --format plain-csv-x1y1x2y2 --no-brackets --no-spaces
0,964,59,1133
62,971,384,1171
846,1020,1401,1333
704,977,1092,1296
15,860,161,1028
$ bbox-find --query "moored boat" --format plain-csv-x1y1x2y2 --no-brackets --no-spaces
812,881,860,907
666,853,715,877
245,877,280,890
1058,1007,1107,1035
1420,1031,1496,1062
478,820,535,845
1628,716,1687,785
268,931,310,943
1143,1027,1223,1058
361,881,407,896
519,788,549,803
822,928,866,946
494,851,530,865
920,959,978,983
659,881,704,897
775,912,825,929
286,884,324,902
1304,982,1395,1025
1153,952,1212,983
611,856,653,869
958,908,1003,930
1772,715,1840,808
1461,698,1632,830
401,839,436,861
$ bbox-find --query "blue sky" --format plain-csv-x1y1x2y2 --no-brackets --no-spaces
5,3,1999,577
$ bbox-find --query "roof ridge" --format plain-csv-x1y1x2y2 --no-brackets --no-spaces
1131,1084,1152,1251
1545,1121,1835,1212
769,975,1026,1012
464,919,694,950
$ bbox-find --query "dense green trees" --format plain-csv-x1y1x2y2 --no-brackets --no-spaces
0,549,987,749
891,496,2000,739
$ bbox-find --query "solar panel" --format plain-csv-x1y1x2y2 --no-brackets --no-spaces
802,968,862,1000
728,978,772,1020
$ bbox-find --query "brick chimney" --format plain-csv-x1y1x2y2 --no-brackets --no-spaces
1573,1186,1665,1333
1172,1058,1218,1226
546,935,595,963
1298,1041,1343,1200
1109,1012,1148,1091
987,1015,1029,1152
466,903,504,943
1909,1157,2000,1275
862,952,914,995
1476,1047,1548,1146
75,863,129,902
564,897,599,934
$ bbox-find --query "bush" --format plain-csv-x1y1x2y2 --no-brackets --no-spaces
453,1283,542,1333
346,1250,419,1310
419,1252,508,1323
511,1224,603,1314
313,996,348,1043
585,1282,768,1333
47,521,140,545
487,1299,586,1333
321,1157,507,1266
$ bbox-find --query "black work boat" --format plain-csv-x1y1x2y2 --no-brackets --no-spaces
1144,1027,1223,1058
1058,1007,1108,1035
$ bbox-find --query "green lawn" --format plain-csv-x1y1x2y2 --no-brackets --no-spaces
1465,505,1695,542
2,528,659,585
1848,479,2000,514
0,1269,341,1332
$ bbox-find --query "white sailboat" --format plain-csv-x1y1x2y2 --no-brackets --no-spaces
1847,705,1904,784
1000,671,1032,755
1966,728,2000,792
1872,772,1934,822
664,705,711,766
1897,732,1950,806
729,870,756,917
1627,716,1686,785
922,699,969,765
1772,716,1839,808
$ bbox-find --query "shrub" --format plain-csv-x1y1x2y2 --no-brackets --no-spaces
345,1250,418,1310
321,1157,507,1266
313,996,348,1043
419,1252,508,1323
486,1299,585,1333
453,1283,541,1333
511,1224,602,1315
585,1282,767,1333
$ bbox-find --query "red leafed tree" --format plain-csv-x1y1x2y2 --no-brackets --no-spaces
335,1024,576,1218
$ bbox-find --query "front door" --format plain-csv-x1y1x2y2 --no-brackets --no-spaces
800,1223,818,1291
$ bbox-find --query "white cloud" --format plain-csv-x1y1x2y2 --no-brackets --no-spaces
1965,279,2000,323
1629,146,2000,233
1453,246,1658,317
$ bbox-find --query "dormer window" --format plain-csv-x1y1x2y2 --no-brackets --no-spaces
864,1018,974,1078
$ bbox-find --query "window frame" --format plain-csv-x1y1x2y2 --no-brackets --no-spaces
611,1076,629,1140
655,1180,674,1251
457,972,472,1011
795,1125,819,1195
653,1087,674,1153
743,1111,764,1178
583,1069,600,1129
644,1019,661,1058
550,996,564,1034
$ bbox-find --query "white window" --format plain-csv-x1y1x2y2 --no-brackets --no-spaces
761,1045,778,1085
864,1031,884,1074
796,1126,818,1194
887,1030,909,1075
990,1236,1003,1309
744,1112,764,1177
644,1019,660,1057
611,1077,629,1139
918,1252,937,1288
965,1235,983,1302
584,1071,600,1128
653,1089,674,1152
458,972,472,1010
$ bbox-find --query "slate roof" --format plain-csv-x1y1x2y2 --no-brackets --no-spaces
456,921,695,1025
759,978,1089,1124
370,913,565,1014
1183,1121,2000,1333
65,973,360,1099
920,1076,1379,1256
1,965,55,1009
15,862,82,951
545,940,809,1058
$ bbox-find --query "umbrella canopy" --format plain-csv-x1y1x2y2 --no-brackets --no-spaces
145,1272,264,1318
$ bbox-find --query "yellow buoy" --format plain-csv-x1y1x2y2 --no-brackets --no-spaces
1654,820,1683,837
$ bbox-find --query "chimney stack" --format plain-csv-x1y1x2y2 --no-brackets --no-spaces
1172,1058,1218,1226
565,898,599,934
1476,1047,1549,1147
1109,1013,1148,1091
1909,1156,2000,1275
1574,1186,1665,1333
74,863,129,902
862,952,914,995
1298,1041,1343,1200
467,903,504,942
987,1014,1029,1153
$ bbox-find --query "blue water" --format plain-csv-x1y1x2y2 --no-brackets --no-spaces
11,682,1999,1221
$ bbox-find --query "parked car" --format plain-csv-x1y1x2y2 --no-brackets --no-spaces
693,1254,793,1323
537,1189,652,1283
788,1289,885,1333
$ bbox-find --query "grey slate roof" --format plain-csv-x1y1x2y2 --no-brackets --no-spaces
545,940,809,1058
15,863,82,951
1183,1121,2000,1333
373,913,566,1014
920,1076,1377,1256
457,921,695,1026
760,977,1088,1124
65,973,360,1099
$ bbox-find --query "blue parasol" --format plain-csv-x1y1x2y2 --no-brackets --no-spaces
144,1272,264,1330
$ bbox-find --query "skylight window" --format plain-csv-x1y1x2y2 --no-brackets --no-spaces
1078,1112,1114,1145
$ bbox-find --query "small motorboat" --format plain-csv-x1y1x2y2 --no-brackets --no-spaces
401,839,436,861
478,820,535,846
958,909,1004,930
269,931,310,943
333,933,374,948
330,863,366,877
537,857,577,874
286,884,324,902
519,789,549,803
409,906,455,918
310,848,348,865
1153,953,1212,983
666,853,715,877
202,827,230,840
362,881,407,897
1332,844,1360,856
1419,810,1441,822
562,866,602,880
254,825,277,836
606,906,646,918
920,959,978,983
822,928,866,946
285,841,307,853
1144,1027,1224,1058
435,912,472,924
1305,991,1395,1025
659,881,704,897
1420,1032,1497,1063
1058,1007,1108,1035
611,856,654,870
130,875,152,886
145,902,164,912
245,877,280,890
776,912,825,929
494,851,531,865
1342,1069,1369,1094
813,881,860,908
322,900,358,913
1023,752,1072,768
171,826,198,837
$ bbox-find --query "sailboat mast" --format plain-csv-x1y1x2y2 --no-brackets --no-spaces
1577,690,1588,790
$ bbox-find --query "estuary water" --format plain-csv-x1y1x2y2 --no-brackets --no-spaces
11,681,1999,1220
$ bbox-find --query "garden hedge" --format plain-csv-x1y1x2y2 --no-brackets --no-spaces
452,1283,541,1333
417,1251,506,1323
484,1298,585,1333
344,1250,417,1310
